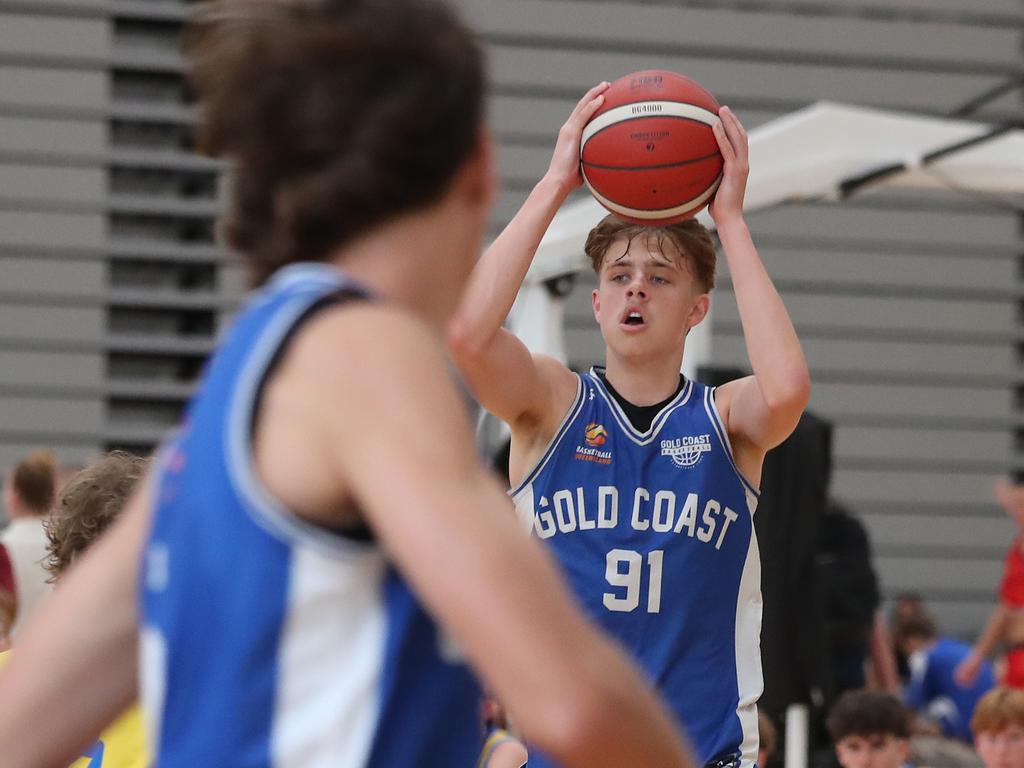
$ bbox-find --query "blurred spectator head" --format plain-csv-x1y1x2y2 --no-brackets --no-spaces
891,592,925,624
827,690,911,768
973,688,1024,768
892,607,937,657
757,710,778,768
43,452,147,582
3,449,57,519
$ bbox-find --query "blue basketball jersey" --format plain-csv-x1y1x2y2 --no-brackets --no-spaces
140,263,481,767
513,369,762,768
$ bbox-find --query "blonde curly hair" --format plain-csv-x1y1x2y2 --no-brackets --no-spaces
43,451,148,582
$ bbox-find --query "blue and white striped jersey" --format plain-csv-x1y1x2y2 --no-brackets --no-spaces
513,368,762,768
140,263,481,767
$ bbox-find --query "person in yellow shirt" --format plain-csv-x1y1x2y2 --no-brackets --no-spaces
44,452,148,768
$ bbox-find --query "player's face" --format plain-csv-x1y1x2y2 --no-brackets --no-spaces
835,734,909,768
591,234,708,362
976,725,1024,768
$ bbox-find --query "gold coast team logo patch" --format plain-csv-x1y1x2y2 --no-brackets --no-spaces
584,422,607,447
575,423,612,465
661,434,712,468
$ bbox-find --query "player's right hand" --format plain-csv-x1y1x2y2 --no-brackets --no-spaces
545,82,609,195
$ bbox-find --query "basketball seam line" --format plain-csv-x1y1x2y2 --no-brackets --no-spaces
582,113,719,145
581,151,722,173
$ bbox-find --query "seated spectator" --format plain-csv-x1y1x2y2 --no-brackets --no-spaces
891,593,926,685
1,450,57,638
896,607,996,742
827,690,912,768
972,688,1024,768
758,710,778,768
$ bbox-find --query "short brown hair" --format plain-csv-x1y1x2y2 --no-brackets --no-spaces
188,0,485,286
583,215,716,293
43,451,148,581
893,610,937,644
827,691,911,742
972,688,1024,734
11,449,57,515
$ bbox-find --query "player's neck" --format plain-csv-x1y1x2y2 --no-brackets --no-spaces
602,352,685,406
326,203,476,331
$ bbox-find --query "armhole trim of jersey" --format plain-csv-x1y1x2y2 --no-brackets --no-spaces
509,375,585,500
224,287,379,560
704,386,760,500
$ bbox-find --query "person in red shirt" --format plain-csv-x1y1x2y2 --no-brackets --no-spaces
958,480,1024,688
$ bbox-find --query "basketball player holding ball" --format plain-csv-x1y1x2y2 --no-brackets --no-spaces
449,77,810,768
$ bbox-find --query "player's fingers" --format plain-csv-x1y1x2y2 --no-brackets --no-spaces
712,119,735,163
570,82,610,121
719,107,748,156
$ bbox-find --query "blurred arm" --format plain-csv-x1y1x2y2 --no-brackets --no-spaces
956,604,1009,686
0,481,150,768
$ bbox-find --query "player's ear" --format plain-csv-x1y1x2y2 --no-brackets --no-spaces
592,287,602,321
685,293,710,331
451,127,496,209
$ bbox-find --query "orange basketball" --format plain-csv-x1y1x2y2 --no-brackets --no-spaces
581,70,723,225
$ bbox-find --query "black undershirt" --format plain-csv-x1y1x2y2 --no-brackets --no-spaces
595,369,686,433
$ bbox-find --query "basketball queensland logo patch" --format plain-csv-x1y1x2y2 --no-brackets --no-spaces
661,434,712,468
575,423,612,465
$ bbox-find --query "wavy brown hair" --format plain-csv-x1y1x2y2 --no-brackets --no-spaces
584,215,716,293
44,452,149,581
187,0,486,286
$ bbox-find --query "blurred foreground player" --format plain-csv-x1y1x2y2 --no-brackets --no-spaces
0,2,694,767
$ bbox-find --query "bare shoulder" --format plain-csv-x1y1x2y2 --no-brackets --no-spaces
515,353,579,439
291,302,445,380
709,375,751,428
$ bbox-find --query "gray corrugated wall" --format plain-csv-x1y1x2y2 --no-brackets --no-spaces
1,0,1022,634
462,0,1024,636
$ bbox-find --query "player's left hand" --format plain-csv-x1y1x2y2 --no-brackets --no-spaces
708,106,749,225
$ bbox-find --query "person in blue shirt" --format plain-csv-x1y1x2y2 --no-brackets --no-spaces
896,608,996,742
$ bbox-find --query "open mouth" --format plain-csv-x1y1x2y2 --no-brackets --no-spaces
622,310,645,327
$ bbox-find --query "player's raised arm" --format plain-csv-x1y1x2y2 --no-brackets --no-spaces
709,107,811,460
310,305,694,768
447,83,608,430
0,480,150,767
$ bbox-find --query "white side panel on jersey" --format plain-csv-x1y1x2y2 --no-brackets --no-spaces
513,485,537,534
272,545,388,768
734,528,764,768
